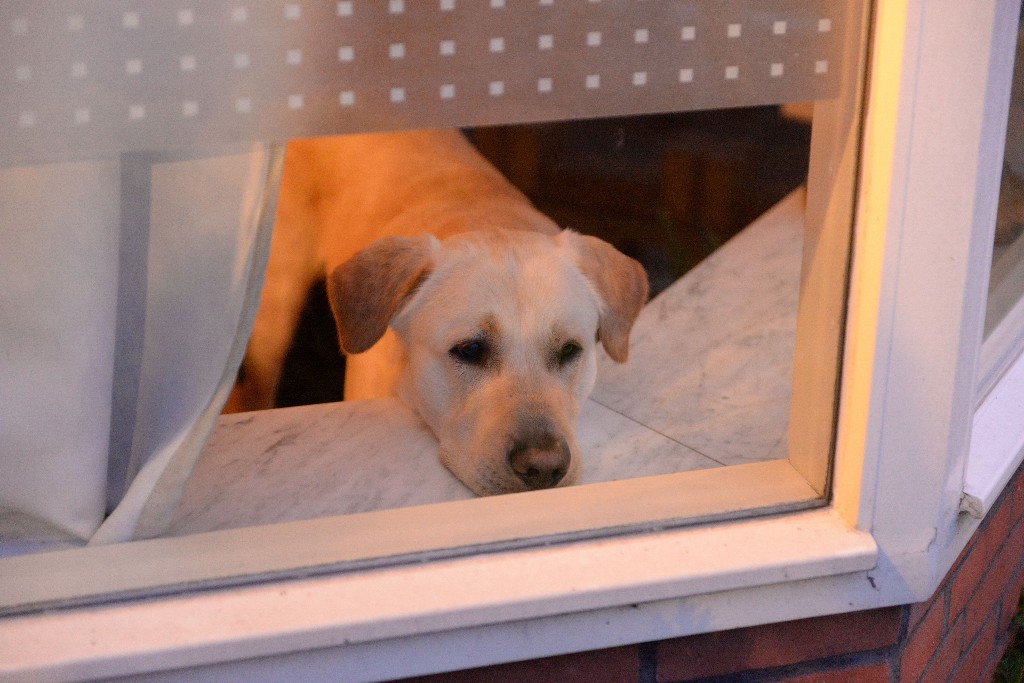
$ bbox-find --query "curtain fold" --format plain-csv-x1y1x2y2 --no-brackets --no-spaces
0,144,283,550
0,161,121,543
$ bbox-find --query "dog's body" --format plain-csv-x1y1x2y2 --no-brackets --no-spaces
232,129,648,495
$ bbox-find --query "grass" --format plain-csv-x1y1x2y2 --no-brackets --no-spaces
996,595,1024,683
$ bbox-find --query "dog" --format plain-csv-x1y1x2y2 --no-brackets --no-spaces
230,129,648,495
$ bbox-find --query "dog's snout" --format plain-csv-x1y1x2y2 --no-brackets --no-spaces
507,434,571,489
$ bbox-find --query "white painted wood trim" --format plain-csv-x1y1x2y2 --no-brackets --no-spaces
0,507,877,683
833,0,1016,565
1,460,821,615
979,269,1024,401
962,346,1024,517
787,1,871,494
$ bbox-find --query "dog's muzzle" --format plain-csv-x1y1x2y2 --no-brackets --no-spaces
506,428,571,489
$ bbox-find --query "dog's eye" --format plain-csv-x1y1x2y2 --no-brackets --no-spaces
450,339,489,365
557,341,583,367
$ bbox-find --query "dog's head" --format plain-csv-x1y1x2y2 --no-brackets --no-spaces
327,229,648,495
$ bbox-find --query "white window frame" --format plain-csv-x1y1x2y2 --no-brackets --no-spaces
3,1,1024,680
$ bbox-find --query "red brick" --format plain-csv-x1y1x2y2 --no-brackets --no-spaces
950,537,992,622
784,661,892,683
917,612,966,683
954,613,997,683
949,518,1010,625
948,530,979,580
989,493,1016,547
999,519,1024,585
991,546,1024,635
907,585,946,633
965,519,1024,639
965,568,1008,642
1008,464,1024,524
655,608,901,682
999,565,1024,634
899,597,947,681
396,645,639,683
992,518,1024,586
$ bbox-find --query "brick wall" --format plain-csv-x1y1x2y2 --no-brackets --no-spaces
397,462,1024,683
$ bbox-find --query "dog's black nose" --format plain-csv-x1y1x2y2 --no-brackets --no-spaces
507,435,571,489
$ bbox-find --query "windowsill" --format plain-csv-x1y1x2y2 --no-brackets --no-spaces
962,343,1024,517
0,507,878,681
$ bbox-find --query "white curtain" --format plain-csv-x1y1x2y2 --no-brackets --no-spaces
0,145,282,549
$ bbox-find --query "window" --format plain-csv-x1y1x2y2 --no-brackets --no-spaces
980,9,1024,399
4,2,1024,681
1,0,871,611
963,5,1024,519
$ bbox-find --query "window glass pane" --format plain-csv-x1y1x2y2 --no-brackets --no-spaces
174,109,822,525
982,13,1024,394
169,5,868,543
0,0,871,611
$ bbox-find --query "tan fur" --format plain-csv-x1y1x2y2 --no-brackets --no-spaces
327,235,437,354
230,129,648,495
558,232,650,363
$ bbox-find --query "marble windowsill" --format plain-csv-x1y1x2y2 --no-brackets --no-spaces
167,188,805,537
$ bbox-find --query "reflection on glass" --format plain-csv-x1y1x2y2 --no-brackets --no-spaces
1,0,870,615
986,20,1024,339
171,84,856,534
176,109,817,529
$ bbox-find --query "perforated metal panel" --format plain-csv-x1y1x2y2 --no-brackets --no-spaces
2,1,853,166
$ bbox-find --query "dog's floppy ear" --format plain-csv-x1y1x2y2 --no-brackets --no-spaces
559,231,649,363
327,235,436,354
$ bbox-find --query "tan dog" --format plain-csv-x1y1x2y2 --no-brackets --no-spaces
233,129,648,495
